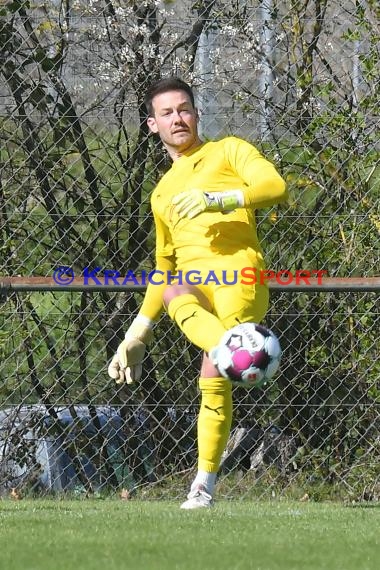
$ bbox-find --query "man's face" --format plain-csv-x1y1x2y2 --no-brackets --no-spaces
147,90,200,155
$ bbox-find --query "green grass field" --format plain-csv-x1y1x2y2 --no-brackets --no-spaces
0,499,378,570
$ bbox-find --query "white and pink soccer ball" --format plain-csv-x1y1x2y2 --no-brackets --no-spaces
214,322,282,388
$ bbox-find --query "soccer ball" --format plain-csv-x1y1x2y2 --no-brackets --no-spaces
214,322,281,388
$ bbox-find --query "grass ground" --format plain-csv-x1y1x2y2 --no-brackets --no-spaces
0,499,378,570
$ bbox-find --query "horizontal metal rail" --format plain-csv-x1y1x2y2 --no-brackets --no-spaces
1,276,379,292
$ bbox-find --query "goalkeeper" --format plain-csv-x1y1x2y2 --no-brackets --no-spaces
108,77,287,509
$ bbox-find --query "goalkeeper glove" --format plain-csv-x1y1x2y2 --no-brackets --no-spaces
172,189,244,220
107,315,154,385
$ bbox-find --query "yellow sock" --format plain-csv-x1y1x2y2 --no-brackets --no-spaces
167,294,226,352
197,377,233,473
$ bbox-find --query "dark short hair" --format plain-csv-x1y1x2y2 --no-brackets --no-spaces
144,77,195,117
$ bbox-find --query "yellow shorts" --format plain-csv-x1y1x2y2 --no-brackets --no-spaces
196,280,269,330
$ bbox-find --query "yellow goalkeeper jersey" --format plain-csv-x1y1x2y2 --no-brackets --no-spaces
139,136,286,321
151,136,286,273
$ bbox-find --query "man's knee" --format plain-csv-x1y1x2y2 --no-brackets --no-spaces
200,352,222,378
163,284,212,311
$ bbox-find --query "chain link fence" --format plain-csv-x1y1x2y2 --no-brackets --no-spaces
0,1,379,501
